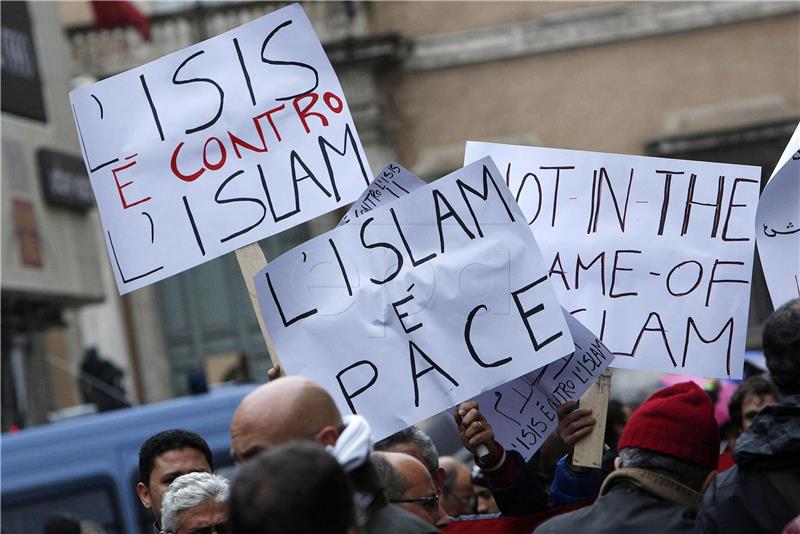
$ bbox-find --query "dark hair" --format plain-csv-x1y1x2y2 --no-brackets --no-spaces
139,429,213,486
229,441,355,534
727,375,779,435
43,514,80,534
618,447,709,491
373,426,439,473
763,298,800,396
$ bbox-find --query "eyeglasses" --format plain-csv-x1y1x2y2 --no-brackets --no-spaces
391,494,440,514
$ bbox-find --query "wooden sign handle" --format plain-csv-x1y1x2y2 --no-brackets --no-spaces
235,243,280,368
572,368,613,469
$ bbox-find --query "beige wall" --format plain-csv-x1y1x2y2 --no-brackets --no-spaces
380,14,799,170
367,1,610,37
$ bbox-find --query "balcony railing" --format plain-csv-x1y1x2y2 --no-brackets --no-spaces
66,1,369,79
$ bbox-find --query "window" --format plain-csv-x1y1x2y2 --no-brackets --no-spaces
2,476,123,534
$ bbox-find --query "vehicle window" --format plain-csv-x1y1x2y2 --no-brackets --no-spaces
2,477,122,534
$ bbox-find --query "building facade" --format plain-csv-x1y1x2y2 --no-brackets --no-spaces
8,1,796,422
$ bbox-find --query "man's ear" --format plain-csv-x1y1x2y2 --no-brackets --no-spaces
433,467,446,493
613,456,622,471
136,481,152,508
315,425,340,447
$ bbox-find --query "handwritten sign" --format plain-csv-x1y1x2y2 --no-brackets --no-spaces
475,311,614,460
254,157,574,440
756,122,800,308
69,3,371,294
338,162,424,226
465,143,761,378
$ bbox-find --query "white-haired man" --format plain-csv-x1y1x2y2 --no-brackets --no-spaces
160,472,229,534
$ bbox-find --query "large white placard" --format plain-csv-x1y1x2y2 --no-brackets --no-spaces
465,143,761,378
254,158,574,440
756,122,800,308
70,3,371,294
475,311,614,460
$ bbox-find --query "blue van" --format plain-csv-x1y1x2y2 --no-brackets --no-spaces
1,384,254,534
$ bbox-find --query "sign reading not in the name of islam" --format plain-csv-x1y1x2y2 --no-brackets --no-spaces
254,157,575,440
70,3,371,294
466,142,761,379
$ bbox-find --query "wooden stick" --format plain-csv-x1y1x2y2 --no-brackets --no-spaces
235,243,280,368
572,368,613,469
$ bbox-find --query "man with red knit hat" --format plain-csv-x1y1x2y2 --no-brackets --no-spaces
534,381,719,533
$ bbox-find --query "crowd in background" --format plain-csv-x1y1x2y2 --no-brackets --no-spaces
41,298,799,533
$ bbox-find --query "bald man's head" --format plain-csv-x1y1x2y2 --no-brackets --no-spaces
375,452,449,528
231,376,343,463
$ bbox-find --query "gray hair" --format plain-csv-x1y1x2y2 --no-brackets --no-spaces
161,472,229,533
373,426,439,473
618,447,709,490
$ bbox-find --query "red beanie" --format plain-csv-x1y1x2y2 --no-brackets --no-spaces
618,381,719,471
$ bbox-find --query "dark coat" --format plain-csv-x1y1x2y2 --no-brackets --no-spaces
696,394,800,534
534,468,702,534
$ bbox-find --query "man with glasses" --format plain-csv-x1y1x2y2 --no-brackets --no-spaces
373,451,450,529
159,472,229,534
230,376,438,533
439,456,476,516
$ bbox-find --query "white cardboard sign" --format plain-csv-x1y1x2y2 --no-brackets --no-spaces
254,157,574,440
465,142,761,378
475,311,614,460
338,162,615,455
338,162,425,226
70,3,371,294
756,122,800,308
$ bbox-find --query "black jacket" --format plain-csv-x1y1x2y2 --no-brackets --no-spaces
534,468,703,534
696,394,800,534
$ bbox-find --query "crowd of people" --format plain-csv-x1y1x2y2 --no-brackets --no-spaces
46,298,799,533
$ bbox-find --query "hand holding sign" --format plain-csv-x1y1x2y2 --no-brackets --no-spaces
254,157,574,440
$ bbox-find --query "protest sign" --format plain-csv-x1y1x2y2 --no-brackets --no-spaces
474,311,614,460
465,143,760,378
756,122,800,308
254,157,574,440
70,3,371,294
338,162,425,226
337,162,613,457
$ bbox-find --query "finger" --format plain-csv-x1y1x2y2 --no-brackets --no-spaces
567,425,594,445
557,401,577,419
460,409,484,428
566,417,596,436
453,408,464,427
560,408,593,426
463,420,487,441
458,400,479,418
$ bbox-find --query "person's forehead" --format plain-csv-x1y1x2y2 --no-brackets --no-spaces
401,461,436,495
179,499,227,529
742,392,777,409
153,448,210,476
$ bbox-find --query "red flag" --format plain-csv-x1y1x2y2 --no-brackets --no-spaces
90,1,151,41
444,501,592,534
